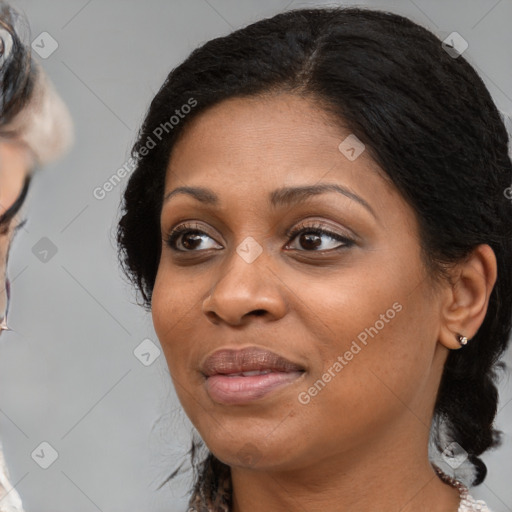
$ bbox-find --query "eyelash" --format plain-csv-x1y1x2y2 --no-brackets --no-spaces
14,218,28,233
0,217,27,237
165,221,355,253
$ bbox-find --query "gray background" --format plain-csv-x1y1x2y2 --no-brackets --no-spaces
0,0,511,511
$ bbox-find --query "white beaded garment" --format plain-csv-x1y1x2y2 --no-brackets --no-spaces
0,442,23,511
434,466,492,512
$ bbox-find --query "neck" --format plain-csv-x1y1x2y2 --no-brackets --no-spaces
230,418,461,512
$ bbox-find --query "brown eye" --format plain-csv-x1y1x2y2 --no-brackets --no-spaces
178,231,205,251
285,223,354,252
166,223,222,252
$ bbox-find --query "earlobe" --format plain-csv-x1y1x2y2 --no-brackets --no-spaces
438,244,497,350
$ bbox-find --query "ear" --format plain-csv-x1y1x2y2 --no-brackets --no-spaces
438,244,497,350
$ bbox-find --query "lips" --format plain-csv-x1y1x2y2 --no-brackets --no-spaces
201,346,306,405
201,346,305,377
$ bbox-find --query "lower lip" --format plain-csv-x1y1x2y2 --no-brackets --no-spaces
205,371,304,405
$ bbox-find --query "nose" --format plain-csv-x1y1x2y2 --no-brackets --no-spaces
201,247,287,326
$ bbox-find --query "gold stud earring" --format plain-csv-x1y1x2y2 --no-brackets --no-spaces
457,334,468,346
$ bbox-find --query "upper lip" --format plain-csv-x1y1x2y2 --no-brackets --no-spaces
201,346,305,377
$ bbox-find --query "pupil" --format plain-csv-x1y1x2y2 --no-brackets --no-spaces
183,233,202,250
301,233,321,250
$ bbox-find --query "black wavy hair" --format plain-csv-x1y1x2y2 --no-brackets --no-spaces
0,0,36,131
116,5,512,506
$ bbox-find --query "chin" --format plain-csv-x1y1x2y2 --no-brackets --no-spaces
200,424,301,471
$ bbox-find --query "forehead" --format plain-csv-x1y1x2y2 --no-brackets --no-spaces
173,94,341,156
165,93,389,202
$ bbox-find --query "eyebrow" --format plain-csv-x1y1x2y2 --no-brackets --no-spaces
163,183,376,218
0,174,32,228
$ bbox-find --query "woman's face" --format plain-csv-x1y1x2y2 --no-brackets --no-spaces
152,93,450,472
0,140,31,330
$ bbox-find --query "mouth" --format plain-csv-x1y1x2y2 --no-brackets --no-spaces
201,346,306,405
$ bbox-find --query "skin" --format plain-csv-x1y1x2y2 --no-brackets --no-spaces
0,140,32,329
151,93,497,512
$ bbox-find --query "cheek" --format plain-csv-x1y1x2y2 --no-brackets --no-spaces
0,236,8,262
151,265,204,380
299,269,437,437
151,269,214,432
151,268,184,367
294,245,436,406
